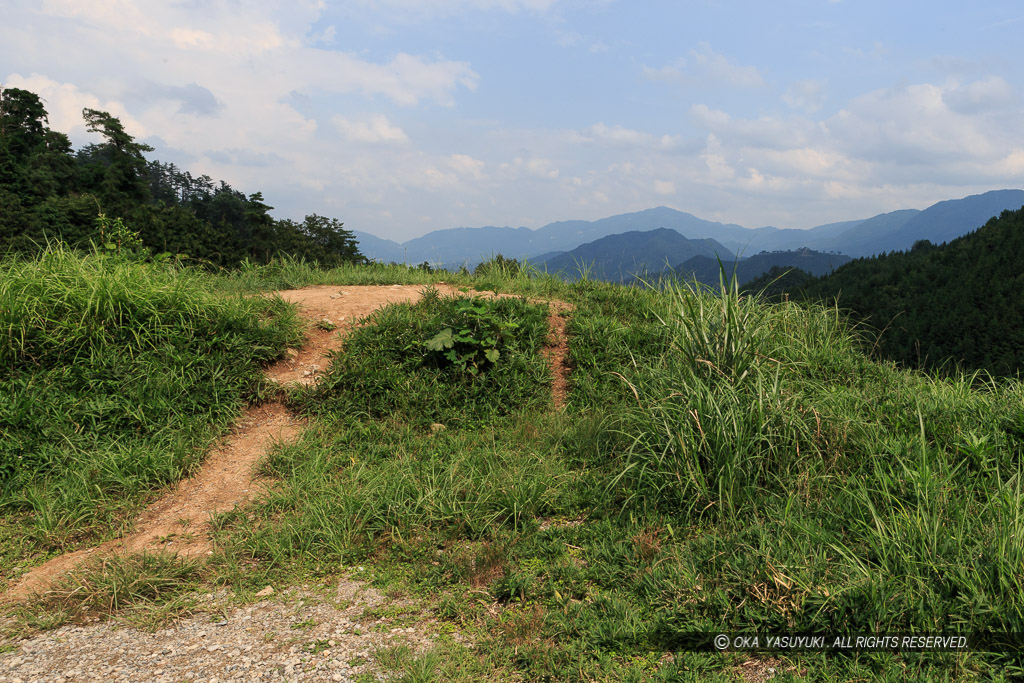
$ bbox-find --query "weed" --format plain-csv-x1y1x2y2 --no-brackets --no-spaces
301,291,550,427
304,638,331,654
13,552,201,632
0,247,302,561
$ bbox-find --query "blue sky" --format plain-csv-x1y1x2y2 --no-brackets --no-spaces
3,0,1023,240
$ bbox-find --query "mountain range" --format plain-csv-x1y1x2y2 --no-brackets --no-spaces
353,189,1024,270
537,228,730,281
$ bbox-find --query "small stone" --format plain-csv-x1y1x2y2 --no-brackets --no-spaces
255,586,275,598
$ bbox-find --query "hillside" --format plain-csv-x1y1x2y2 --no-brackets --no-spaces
541,227,731,280
676,247,851,286
4,251,1024,680
800,206,1024,375
804,209,920,257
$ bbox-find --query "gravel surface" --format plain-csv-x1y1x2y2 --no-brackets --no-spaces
1,578,456,682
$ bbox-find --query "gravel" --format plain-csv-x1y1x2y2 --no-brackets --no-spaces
1,578,458,682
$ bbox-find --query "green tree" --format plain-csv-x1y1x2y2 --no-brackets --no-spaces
77,108,154,210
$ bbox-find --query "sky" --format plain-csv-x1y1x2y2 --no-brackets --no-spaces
3,0,1023,241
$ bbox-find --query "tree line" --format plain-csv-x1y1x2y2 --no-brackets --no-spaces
0,86,362,266
750,208,1024,377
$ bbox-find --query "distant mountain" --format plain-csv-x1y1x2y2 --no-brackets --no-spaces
801,210,920,257
351,190,1024,267
541,228,731,281
677,248,852,286
798,206,1024,376
400,225,538,267
876,189,1024,254
354,208,764,267
351,231,406,263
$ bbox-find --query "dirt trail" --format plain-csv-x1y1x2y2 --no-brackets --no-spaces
3,284,571,604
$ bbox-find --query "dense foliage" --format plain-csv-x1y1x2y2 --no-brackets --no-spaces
798,207,1024,376
303,289,551,427
0,87,362,266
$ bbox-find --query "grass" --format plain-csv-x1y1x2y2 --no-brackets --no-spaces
0,247,303,573
3,249,1024,680
7,552,203,633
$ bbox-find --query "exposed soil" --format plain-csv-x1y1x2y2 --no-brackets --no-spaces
1,284,574,662
2,403,304,603
540,301,574,411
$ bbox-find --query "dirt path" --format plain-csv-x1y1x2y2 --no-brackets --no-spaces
1,283,574,681
2,284,571,605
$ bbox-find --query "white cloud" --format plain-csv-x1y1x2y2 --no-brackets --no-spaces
333,114,410,143
689,105,820,149
448,153,486,179
643,44,764,89
689,42,765,88
345,0,559,14
828,82,999,164
642,58,687,83
942,76,1015,114
580,122,682,150
783,79,827,113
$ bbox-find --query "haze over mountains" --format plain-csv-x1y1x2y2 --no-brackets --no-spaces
353,190,1024,274
539,228,730,281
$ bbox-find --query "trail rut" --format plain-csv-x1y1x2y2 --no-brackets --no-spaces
3,284,571,604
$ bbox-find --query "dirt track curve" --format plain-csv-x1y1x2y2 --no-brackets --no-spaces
2,284,571,603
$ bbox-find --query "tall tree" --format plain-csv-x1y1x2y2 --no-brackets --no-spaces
77,108,154,211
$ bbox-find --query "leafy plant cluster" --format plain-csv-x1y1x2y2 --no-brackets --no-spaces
422,296,519,375
302,289,550,427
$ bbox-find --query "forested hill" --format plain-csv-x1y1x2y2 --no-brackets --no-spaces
799,206,1024,376
0,87,362,266
677,247,850,286
540,227,730,281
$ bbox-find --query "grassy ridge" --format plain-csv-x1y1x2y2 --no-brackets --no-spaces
220,271,1023,679
4,253,1024,679
566,279,1024,675
0,248,303,566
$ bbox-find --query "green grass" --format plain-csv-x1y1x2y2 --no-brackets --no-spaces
298,288,552,427
6,552,204,633
212,255,475,294
0,247,303,571
5,250,1024,680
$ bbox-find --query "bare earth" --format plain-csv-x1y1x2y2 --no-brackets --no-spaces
0,284,572,682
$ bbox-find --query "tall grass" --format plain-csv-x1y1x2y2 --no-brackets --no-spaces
0,247,302,556
564,272,1024,673
213,255,474,293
